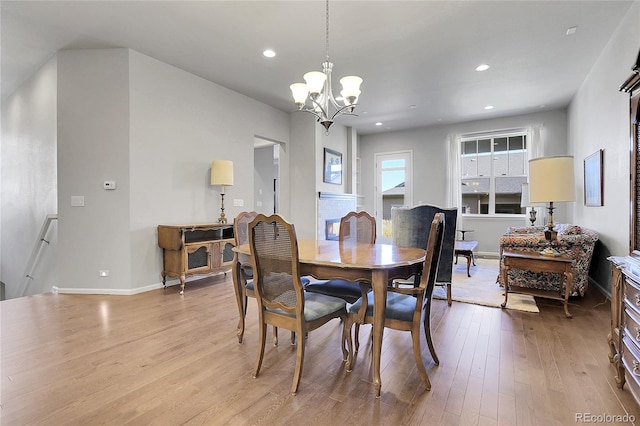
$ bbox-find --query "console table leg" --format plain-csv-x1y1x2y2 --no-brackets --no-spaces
563,271,573,318
180,275,186,295
501,266,509,309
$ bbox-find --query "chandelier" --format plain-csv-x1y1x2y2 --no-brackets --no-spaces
289,0,363,132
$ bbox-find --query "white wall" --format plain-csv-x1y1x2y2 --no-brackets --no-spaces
288,113,318,239
3,47,291,297
1,57,58,299
57,49,132,292
568,2,640,295
359,108,569,254
128,50,291,291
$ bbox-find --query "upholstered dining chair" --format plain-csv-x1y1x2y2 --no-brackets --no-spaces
305,211,376,303
345,212,445,391
392,204,457,306
249,213,348,394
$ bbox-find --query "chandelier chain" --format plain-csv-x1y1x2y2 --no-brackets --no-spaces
325,0,330,62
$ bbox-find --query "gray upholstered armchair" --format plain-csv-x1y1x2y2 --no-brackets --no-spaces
392,204,458,305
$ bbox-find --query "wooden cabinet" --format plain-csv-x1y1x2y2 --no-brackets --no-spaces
158,223,234,294
610,49,640,405
609,256,640,403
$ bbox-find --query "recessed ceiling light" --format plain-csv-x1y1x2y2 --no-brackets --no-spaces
484,105,494,110
409,105,417,109
263,49,276,58
475,64,490,71
375,122,383,126
566,26,577,36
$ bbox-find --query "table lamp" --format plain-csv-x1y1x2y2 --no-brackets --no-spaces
211,160,234,224
520,183,546,226
528,156,575,256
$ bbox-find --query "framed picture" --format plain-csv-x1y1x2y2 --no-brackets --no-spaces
584,149,603,206
323,148,342,185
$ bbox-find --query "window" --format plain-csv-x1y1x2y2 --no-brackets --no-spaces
460,132,527,215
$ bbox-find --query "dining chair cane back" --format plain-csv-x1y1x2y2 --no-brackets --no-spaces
345,213,445,391
249,214,349,394
234,211,296,345
305,211,376,303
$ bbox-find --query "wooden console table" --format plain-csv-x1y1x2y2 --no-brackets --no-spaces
158,223,234,294
501,250,573,318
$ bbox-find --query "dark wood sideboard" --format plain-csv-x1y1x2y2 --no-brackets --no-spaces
158,223,234,294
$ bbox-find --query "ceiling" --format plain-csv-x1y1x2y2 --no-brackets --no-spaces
1,1,635,135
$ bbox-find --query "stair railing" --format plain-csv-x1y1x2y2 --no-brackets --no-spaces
17,214,58,297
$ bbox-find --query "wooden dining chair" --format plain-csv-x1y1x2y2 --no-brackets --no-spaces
305,211,376,303
249,213,348,394
234,211,309,345
232,211,258,344
345,212,445,391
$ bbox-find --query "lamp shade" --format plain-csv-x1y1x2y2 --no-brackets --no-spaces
520,183,546,207
528,156,575,203
211,160,234,186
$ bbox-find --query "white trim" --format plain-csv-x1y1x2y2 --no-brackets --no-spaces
460,127,528,141
52,282,170,296
51,274,226,296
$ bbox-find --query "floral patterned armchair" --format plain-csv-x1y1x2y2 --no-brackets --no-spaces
498,224,599,296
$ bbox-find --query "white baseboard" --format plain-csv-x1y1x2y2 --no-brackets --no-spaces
52,281,183,296
49,274,225,296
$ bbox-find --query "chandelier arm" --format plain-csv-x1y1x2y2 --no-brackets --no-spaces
297,107,326,122
308,97,330,122
329,103,359,120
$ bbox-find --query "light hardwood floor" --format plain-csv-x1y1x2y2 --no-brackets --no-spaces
2,273,639,425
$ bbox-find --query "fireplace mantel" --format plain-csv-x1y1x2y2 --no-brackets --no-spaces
318,192,356,200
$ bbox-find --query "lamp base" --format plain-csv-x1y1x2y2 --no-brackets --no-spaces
218,193,227,224
528,209,537,226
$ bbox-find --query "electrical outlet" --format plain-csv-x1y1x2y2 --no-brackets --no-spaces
233,199,244,207
99,270,109,277
103,181,116,190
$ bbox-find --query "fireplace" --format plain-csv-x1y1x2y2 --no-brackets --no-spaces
325,219,341,240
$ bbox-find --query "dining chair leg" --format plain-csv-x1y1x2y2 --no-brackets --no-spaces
411,327,432,391
423,306,439,365
354,323,361,352
253,319,267,379
345,316,355,372
340,314,348,362
237,295,246,344
273,326,278,346
291,326,306,395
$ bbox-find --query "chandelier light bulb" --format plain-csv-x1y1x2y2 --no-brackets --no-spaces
340,76,363,96
303,71,327,97
290,83,309,107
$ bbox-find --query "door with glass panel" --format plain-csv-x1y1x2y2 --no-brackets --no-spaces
375,151,413,243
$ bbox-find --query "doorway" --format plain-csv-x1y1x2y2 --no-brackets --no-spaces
374,151,413,243
254,137,280,214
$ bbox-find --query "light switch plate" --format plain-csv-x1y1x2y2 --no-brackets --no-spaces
103,181,116,190
71,196,85,207
233,199,244,207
